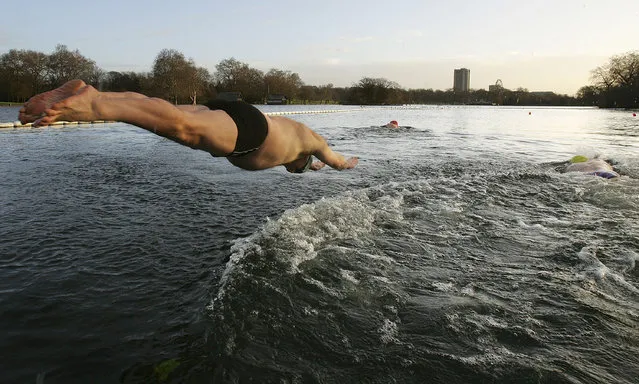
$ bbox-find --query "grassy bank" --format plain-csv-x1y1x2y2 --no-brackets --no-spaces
0,102,22,107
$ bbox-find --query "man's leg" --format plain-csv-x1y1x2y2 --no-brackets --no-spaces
20,80,239,157
19,80,152,124
176,105,210,113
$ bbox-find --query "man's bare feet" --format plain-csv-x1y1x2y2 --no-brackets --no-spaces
32,85,103,127
19,80,86,125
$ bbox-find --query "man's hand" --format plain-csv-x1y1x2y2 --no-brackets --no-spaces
310,161,326,171
342,157,359,169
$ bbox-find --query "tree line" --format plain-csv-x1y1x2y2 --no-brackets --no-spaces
1,45,637,108
577,51,639,108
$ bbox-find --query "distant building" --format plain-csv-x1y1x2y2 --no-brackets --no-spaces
217,92,243,101
453,68,470,92
266,94,288,105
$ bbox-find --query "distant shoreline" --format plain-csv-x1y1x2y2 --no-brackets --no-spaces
0,102,604,108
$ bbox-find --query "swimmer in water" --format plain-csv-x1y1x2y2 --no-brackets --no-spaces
565,156,619,179
18,80,358,174
384,120,399,129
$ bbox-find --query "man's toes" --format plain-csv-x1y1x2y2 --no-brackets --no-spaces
50,100,66,110
33,117,49,127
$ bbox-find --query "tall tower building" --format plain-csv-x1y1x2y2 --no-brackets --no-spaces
453,68,470,92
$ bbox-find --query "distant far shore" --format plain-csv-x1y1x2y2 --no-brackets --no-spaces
0,101,605,108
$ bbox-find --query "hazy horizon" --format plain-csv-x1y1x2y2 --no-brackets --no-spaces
2,0,637,95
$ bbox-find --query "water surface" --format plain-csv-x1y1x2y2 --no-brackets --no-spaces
1,105,638,383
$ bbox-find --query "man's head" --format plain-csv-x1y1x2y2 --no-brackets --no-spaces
385,120,399,128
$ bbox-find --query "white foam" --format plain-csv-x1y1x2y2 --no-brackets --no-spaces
362,252,395,264
208,187,414,312
473,314,509,329
378,318,399,344
577,246,610,283
540,217,573,228
432,281,454,292
302,306,319,316
340,269,360,284
517,219,546,230
372,275,392,284
625,251,638,273
461,285,475,296
216,192,376,282
454,347,522,366
576,247,639,295
264,193,379,272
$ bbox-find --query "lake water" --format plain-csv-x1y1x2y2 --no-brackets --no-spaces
1,105,638,383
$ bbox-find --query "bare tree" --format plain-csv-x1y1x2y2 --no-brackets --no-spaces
214,57,244,90
46,45,98,88
264,69,303,99
214,58,265,103
152,49,188,103
590,51,639,107
152,49,211,104
352,77,401,105
0,49,49,101
186,67,211,105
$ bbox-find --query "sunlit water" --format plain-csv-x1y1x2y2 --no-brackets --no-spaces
1,105,638,383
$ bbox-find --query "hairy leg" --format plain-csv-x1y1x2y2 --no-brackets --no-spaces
23,80,238,156
94,91,149,100
176,105,210,113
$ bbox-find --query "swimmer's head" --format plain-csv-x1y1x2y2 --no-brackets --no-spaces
384,120,399,129
570,155,589,164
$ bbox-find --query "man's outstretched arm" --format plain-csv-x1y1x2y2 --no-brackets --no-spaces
310,131,358,170
266,115,358,172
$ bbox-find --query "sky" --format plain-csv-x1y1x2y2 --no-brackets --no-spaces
1,0,637,95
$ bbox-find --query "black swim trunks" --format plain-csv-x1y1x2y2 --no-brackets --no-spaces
204,99,268,157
